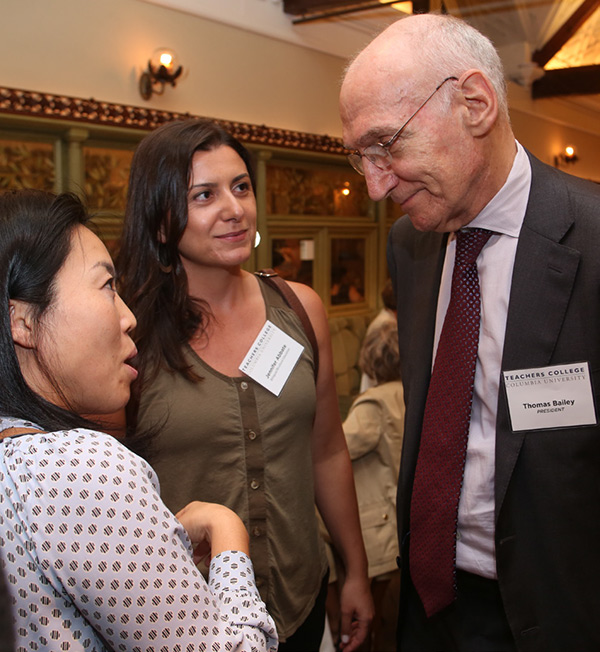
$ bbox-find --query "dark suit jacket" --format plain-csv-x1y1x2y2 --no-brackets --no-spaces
388,151,600,651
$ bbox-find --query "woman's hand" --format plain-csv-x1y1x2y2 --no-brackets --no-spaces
288,281,374,650
176,501,250,566
338,572,374,651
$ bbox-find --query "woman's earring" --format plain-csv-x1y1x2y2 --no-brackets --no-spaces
254,231,261,248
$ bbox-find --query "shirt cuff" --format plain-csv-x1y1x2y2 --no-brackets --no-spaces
209,550,260,596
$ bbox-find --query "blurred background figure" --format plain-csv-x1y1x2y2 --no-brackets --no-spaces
331,264,364,305
272,242,301,280
359,279,397,393
328,321,405,651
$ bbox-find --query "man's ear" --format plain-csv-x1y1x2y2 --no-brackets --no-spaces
10,300,36,349
457,70,498,137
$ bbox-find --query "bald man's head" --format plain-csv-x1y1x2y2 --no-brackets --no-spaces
339,14,516,233
341,14,508,123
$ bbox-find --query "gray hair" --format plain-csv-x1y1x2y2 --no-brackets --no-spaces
405,15,508,118
344,14,509,119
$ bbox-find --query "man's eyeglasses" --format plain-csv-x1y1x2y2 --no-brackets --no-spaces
347,76,458,176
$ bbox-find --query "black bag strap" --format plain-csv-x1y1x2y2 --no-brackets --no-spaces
255,269,319,381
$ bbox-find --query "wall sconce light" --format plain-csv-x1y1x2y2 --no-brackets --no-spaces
554,145,578,168
139,48,183,100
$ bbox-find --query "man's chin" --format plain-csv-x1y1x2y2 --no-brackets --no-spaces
405,210,438,233
409,218,431,232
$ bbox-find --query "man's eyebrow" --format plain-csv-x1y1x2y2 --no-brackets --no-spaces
346,127,395,150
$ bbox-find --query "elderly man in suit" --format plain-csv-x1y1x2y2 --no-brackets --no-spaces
340,13,600,652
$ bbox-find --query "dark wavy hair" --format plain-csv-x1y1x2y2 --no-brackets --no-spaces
115,119,255,397
0,189,105,432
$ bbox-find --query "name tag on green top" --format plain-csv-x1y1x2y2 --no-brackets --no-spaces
239,320,304,396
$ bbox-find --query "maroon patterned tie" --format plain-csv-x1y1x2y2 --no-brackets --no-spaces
409,228,493,618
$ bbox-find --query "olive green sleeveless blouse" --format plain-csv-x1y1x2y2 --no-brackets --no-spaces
137,280,328,640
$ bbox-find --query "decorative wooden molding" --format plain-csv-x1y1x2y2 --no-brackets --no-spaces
0,86,347,155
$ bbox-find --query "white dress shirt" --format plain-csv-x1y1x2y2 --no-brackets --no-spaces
433,141,532,578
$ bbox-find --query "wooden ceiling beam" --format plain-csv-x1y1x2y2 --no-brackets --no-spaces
532,0,600,67
288,1,422,23
284,0,370,15
284,0,425,21
413,0,430,13
531,64,600,98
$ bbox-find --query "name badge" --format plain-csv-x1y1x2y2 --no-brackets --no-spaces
503,362,597,432
239,320,304,396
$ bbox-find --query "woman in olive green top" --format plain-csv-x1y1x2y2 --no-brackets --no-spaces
116,119,373,652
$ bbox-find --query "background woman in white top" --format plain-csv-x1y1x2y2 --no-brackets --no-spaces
343,321,405,652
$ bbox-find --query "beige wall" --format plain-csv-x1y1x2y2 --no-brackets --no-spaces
509,85,600,182
0,0,346,137
1,0,599,181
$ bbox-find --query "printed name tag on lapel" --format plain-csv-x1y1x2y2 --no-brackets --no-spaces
239,320,304,396
503,362,597,431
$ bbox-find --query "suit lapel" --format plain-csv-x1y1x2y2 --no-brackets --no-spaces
495,154,581,519
395,227,447,535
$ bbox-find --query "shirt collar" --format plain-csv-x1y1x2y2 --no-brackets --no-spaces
468,140,531,238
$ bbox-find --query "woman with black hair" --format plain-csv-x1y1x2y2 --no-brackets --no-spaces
0,189,277,652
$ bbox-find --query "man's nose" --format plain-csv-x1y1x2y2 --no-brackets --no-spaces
363,161,398,202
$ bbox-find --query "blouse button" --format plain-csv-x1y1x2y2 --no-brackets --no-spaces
240,381,249,391
247,430,257,441
252,526,261,537
250,479,260,490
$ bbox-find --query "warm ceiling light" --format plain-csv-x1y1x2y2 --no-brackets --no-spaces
380,1,413,14
139,47,183,101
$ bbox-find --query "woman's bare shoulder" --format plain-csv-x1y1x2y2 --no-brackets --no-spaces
0,426,43,440
284,280,324,314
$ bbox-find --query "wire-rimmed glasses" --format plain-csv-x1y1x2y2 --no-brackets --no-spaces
347,76,458,175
